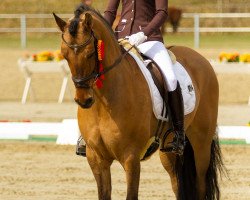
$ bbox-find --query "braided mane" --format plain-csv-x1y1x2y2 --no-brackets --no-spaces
69,3,115,38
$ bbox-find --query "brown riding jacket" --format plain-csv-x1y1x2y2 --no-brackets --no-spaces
104,0,168,43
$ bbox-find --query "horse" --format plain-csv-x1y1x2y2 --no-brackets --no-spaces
113,7,183,34
162,7,183,33
53,4,224,200
81,0,92,6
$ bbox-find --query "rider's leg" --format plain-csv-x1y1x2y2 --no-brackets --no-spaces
137,41,185,155
165,82,185,155
138,41,177,91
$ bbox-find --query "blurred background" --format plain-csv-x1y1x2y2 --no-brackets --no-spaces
0,1,250,199
0,0,249,106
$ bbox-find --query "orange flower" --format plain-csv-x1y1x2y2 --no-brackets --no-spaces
219,52,240,62
30,50,64,62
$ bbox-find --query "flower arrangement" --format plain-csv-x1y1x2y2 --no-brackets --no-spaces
219,52,250,63
27,50,64,62
219,52,239,62
239,53,250,63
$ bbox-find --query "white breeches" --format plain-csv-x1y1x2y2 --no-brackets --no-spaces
137,41,177,91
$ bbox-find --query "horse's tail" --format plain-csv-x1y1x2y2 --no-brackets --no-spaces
205,134,226,200
175,134,225,200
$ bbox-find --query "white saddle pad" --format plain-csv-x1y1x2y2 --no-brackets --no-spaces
128,51,196,121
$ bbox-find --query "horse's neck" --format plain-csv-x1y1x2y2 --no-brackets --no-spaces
93,18,149,111
100,52,134,106
96,48,140,109
93,19,122,75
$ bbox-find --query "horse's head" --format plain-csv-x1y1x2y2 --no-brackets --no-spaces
53,8,99,109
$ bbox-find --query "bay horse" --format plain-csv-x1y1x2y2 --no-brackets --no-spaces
162,7,183,33
53,4,224,200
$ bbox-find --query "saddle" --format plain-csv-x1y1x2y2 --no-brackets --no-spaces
119,39,176,100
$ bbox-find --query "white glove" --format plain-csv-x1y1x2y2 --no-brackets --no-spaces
128,32,147,46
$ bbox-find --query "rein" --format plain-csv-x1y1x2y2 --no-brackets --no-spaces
62,31,133,89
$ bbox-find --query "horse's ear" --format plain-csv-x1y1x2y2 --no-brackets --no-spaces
83,13,93,31
53,13,67,32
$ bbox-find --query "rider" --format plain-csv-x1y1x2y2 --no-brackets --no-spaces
76,0,185,156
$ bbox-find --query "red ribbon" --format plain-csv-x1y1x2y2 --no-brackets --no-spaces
96,40,105,89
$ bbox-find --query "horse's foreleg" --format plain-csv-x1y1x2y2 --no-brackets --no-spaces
86,147,113,200
122,154,141,200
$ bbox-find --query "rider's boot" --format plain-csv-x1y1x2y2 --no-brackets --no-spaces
76,136,86,157
163,82,185,155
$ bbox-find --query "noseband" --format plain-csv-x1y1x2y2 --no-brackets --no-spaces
62,30,133,89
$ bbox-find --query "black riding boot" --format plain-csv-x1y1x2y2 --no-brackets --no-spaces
76,136,86,157
164,82,185,155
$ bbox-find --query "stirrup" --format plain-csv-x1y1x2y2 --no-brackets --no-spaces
160,131,185,155
163,142,184,155
76,145,86,157
76,136,86,157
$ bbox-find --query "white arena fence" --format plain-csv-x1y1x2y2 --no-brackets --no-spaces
0,119,79,145
0,120,249,145
0,13,250,48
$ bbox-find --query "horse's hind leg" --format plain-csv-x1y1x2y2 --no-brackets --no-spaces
188,102,218,199
87,147,113,200
190,132,213,200
159,152,178,197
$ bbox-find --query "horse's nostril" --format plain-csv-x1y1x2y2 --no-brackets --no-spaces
85,97,94,106
75,97,94,109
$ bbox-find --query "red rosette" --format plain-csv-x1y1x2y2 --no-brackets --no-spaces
95,78,103,89
95,41,105,89
97,40,104,61
95,63,105,89
99,63,105,80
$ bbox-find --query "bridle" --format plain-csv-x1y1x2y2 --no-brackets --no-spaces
61,31,94,55
62,30,132,89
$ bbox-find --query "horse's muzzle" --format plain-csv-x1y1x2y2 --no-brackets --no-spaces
75,97,95,109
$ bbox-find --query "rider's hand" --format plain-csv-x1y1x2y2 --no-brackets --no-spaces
128,32,147,46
